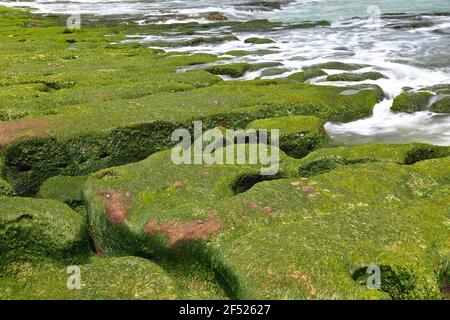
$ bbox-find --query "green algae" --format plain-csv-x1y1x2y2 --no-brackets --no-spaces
247,116,329,158
325,72,387,82
305,61,369,71
205,63,250,78
1,7,449,301
244,37,275,44
0,179,14,196
2,80,379,195
0,256,181,300
258,67,290,77
0,8,381,195
391,91,434,113
297,143,450,177
287,69,327,82
430,96,450,113
0,197,91,273
223,50,250,57
80,145,450,299
38,175,88,209
145,35,239,48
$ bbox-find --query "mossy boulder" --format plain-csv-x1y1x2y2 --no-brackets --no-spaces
236,1,282,11
305,61,369,71
244,37,275,44
0,178,14,196
287,69,327,82
83,145,295,256
230,19,280,32
205,63,250,78
249,62,284,71
0,197,90,273
200,12,228,21
430,96,450,113
146,35,239,48
246,116,329,158
223,50,250,57
0,256,180,300
425,84,450,95
0,8,384,196
258,67,289,77
1,81,380,195
391,91,434,113
387,21,434,30
38,175,88,209
325,72,387,82
81,146,450,299
0,155,6,178
285,20,331,29
297,143,450,177
340,84,385,101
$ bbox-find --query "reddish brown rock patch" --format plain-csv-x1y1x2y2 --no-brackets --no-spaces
144,219,221,246
0,119,50,148
94,92,109,100
97,189,132,225
444,283,450,300
301,186,316,193
207,210,217,217
173,180,184,188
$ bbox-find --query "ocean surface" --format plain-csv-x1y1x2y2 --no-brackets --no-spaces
2,0,450,145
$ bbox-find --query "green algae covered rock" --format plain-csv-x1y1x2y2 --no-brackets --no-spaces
391,91,433,113
0,7,389,199
214,178,449,299
0,197,90,273
0,155,13,195
326,72,387,82
81,145,450,299
0,155,6,178
83,145,296,256
342,84,386,101
244,37,275,44
285,20,331,29
1,82,379,195
146,35,239,48
425,84,450,95
230,19,280,32
430,96,450,113
214,159,450,299
246,116,329,158
387,21,434,30
249,62,284,71
0,178,14,196
223,50,250,57
305,61,369,71
297,143,450,177
258,67,290,77
38,175,88,207
287,69,327,82
0,256,180,300
205,63,250,78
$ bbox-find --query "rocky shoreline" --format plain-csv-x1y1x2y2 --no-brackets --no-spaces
0,7,449,300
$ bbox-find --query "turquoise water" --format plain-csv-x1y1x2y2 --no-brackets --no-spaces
273,0,450,22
